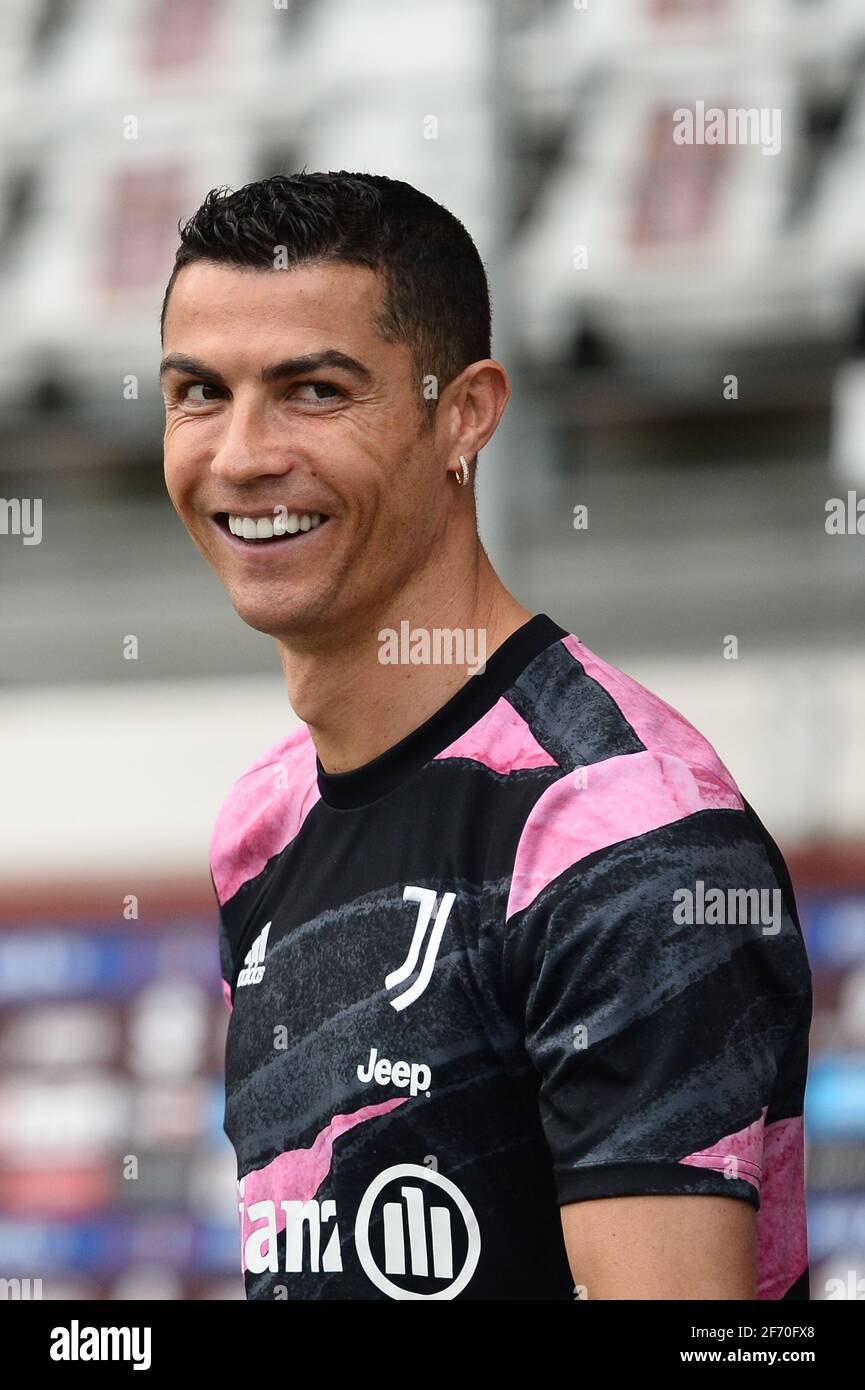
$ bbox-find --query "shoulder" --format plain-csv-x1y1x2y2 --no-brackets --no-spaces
518,630,743,793
561,634,739,786
508,634,748,918
210,724,318,906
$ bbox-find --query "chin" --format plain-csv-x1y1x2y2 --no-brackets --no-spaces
227,590,317,639
231,602,294,638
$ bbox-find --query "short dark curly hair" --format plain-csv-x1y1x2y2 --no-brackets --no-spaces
161,171,493,423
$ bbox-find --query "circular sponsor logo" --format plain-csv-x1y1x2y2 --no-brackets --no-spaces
355,1163,481,1300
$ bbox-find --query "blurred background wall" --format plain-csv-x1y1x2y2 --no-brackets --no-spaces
0,0,863,1300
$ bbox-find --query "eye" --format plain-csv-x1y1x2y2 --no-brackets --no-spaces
293,381,344,404
183,382,223,405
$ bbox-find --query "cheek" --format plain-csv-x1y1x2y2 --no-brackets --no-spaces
163,466,204,534
163,424,206,499
162,445,186,505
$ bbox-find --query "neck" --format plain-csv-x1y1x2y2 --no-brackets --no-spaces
274,545,533,774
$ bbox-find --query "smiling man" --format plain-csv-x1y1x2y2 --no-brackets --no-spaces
161,172,812,1301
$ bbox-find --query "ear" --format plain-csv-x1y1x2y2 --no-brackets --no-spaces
444,359,511,462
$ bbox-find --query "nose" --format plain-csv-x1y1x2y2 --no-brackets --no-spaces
209,393,292,484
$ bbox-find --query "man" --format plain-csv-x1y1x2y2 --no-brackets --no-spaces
161,172,811,1301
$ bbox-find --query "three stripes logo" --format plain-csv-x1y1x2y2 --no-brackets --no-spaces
237,921,271,988
386,886,455,1011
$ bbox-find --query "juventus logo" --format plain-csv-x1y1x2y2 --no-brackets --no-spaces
385,886,455,1011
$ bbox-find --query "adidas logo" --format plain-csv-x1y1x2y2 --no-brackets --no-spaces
237,921,271,988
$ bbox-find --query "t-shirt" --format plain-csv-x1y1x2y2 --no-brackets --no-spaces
210,613,812,1301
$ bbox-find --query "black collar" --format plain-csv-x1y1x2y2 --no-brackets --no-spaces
315,613,568,810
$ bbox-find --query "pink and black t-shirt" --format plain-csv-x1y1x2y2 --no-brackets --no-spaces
211,613,812,1300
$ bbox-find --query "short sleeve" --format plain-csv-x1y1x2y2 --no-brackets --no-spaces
502,752,812,1212
211,866,234,1012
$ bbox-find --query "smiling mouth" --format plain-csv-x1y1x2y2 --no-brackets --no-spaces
214,511,330,543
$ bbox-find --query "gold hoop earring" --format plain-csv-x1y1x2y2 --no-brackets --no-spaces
454,455,469,486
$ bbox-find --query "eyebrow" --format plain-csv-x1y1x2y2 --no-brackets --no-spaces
158,349,373,387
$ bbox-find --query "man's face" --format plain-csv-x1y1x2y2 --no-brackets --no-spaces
161,259,444,642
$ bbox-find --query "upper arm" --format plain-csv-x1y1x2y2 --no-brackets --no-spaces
210,865,235,1012
560,1193,756,1300
503,751,811,1298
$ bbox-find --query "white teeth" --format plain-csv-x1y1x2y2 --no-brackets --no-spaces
226,512,326,542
